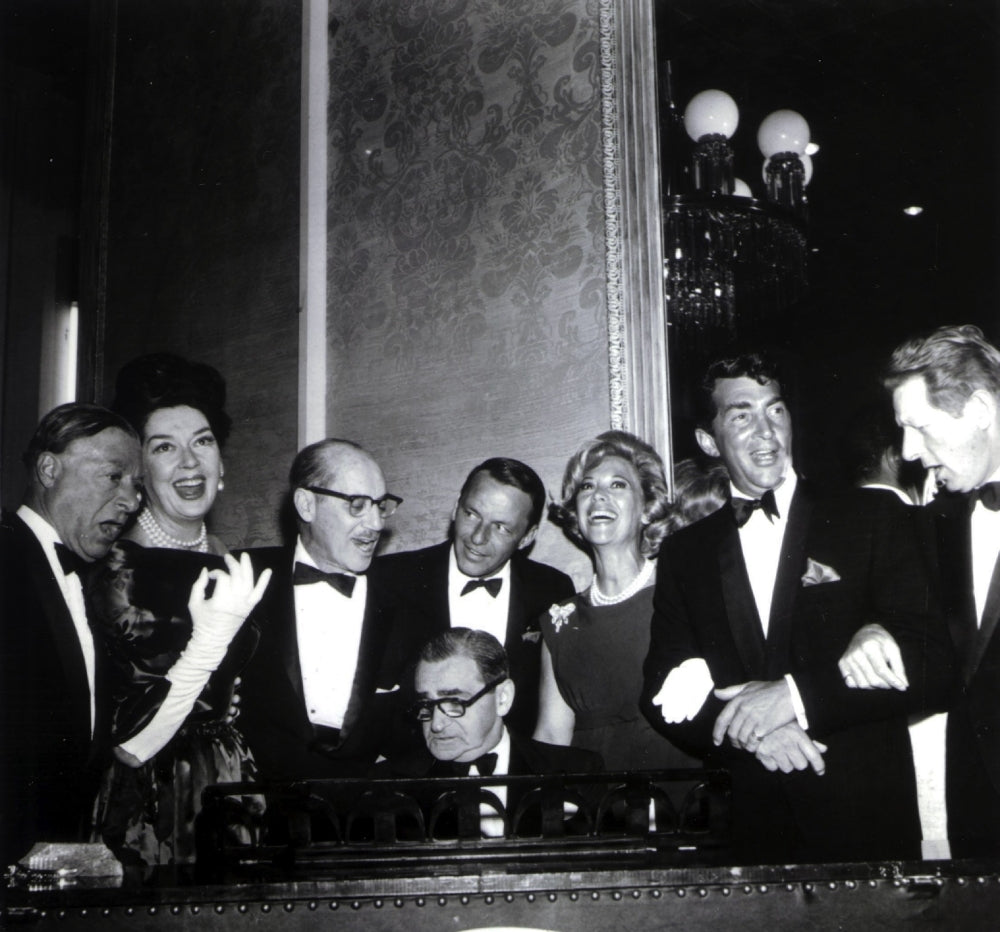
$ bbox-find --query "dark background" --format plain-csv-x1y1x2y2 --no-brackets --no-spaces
656,0,1000,483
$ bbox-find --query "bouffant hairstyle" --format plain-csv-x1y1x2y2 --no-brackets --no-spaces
111,353,232,444
667,457,729,534
551,430,671,558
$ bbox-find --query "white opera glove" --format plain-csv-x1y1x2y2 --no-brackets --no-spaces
652,657,715,724
116,554,271,765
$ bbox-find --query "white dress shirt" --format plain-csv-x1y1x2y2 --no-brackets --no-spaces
293,538,367,729
17,504,96,736
447,547,511,644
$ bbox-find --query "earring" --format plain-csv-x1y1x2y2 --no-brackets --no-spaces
217,478,225,492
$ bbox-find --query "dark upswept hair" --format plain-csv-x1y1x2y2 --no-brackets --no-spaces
667,457,729,533
459,457,546,530
417,627,510,684
883,324,1000,416
696,351,784,431
23,403,138,470
551,430,671,558
111,353,232,444
288,438,365,490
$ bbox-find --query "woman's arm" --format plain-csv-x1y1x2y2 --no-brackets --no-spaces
116,554,271,765
532,642,576,746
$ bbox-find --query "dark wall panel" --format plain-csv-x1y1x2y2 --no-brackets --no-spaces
101,0,301,547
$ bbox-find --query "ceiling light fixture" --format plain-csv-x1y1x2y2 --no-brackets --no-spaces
662,67,813,350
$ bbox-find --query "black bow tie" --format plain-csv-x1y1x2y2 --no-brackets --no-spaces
461,577,503,598
293,562,356,597
442,752,499,777
731,490,780,528
974,482,1000,512
55,543,88,577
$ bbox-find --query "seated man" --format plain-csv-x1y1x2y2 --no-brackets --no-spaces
378,628,601,837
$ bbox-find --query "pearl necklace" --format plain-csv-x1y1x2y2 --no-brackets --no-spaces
137,508,209,553
589,558,656,607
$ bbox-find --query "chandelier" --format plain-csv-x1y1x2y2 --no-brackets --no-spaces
662,76,814,346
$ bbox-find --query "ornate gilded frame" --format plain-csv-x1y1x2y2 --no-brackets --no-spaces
600,0,672,485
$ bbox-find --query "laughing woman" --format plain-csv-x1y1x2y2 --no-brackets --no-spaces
534,431,698,774
87,353,269,871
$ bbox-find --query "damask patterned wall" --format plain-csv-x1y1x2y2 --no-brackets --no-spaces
326,0,611,585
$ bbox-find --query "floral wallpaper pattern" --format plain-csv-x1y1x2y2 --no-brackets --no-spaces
327,0,611,583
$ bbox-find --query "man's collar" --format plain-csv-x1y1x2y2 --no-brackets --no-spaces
862,482,915,506
17,504,62,548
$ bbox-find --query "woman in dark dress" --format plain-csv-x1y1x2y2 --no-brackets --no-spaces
87,353,270,870
534,431,700,773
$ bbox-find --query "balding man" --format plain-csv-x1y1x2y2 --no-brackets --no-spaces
240,439,405,779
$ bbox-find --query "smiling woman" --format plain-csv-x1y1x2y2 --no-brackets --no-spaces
82,354,269,874
533,431,698,777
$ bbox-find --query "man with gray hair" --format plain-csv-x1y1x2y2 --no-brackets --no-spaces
1,404,142,863
841,324,1000,855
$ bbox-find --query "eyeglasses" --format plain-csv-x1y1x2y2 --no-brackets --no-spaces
305,486,403,517
409,677,506,722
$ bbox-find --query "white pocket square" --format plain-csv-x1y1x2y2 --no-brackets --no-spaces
801,557,841,587
375,685,400,694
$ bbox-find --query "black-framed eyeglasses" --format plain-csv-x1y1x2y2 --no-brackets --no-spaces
409,677,506,722
305,486,403,517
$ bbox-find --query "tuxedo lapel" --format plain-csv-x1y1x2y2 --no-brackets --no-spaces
934,499,978,671
23,525,92,749
339,581,383,740
717,519,767,677
765,488,813,678
431,543,453,628
967,549,1000,682
505,561,527,649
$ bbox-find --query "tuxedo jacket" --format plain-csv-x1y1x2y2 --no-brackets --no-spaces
0,511,110,864
378,541,575,735
641,485,955,863
237,547,401,780
923,492,1000,855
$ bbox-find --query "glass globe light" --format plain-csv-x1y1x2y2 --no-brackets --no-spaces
757,109,810,157
733,178,752,197
684,90,740,141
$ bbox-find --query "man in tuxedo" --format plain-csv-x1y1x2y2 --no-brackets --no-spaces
380,458,574,736
378,628,601,837
641,352,954,863
1,403,142,864
239,439,405,779
842,324,1000,856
